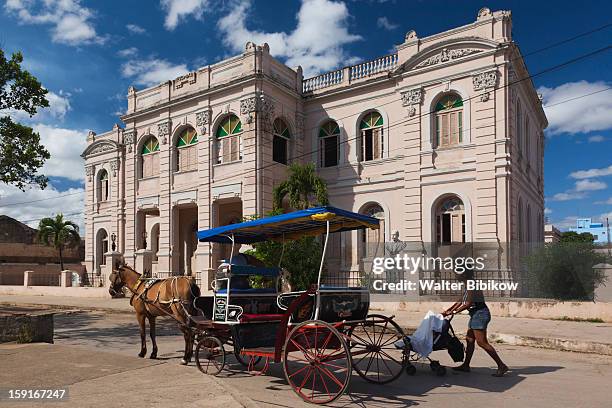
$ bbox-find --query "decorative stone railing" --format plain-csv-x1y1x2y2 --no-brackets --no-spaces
302,69,344,93
303,53,398,93
350,54,398,81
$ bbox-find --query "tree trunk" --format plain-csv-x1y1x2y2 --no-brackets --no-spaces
59,245,64,271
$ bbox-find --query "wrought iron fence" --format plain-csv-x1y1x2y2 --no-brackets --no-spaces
81,272,106,288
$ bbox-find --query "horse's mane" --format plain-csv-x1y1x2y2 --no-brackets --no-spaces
114,261,142,276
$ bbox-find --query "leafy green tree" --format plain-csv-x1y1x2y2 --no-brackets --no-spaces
1,48,50,190
273,162,329,210
246,164,331,290
37,214,81,271
524,232,606,300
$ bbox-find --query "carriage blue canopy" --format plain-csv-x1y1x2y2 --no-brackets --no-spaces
197,206,379,244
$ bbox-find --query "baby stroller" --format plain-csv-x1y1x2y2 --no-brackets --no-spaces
396,315,464,376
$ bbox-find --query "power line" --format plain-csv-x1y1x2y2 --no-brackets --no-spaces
3,24,611,208
0,190,84,207
199,44,612,184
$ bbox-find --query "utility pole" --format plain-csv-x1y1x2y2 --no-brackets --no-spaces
607,217,611,258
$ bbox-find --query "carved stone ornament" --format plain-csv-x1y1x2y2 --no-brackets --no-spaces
195,110,210,134
414,48,482,70
401,87,423,117
123,130,136,152
109,159,120,177
473,70,499,102
240,94,275,125
174,72,196,89
90,143,114,155
157,120,171,144
85,165,94,182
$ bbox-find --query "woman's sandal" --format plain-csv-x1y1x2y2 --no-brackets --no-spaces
452,365,470,372
492,365,509,377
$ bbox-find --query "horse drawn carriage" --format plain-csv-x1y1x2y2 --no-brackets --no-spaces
188,206,409,404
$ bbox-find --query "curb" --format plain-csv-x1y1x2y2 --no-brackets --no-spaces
400,325,612,356
0,301,133,315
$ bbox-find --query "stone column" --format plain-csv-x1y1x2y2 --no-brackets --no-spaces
157,119,172,278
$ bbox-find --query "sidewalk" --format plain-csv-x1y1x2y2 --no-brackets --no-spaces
387,310,612,356
1,294,611,355
0,342,259,408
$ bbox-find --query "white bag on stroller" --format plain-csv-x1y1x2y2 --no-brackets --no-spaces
394,310,445,357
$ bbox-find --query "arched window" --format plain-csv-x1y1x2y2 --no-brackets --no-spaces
141,136,160,178
517,199,524,243
434,94,463,148
526,204,532,243
97,169,109,202
215,114,242,164
176,127,197,172
359,111,384,161
272,118,290,165
436,197,465,244
319,120,339,167
360,203,385,259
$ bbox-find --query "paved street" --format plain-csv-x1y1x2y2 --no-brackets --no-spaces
42,310,612,407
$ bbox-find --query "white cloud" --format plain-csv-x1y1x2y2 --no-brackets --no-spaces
126,23,146,34
588,135,605,143
118,47,139,57
549,191,586,202
595,197,612,205
34,124,87,181
376,17,398,30
552,215,579,230
4,0,106,45
218,0,362,77
121,58,189,87
0,183,85,232
538,80,612,135
575,179,607,192
3,90,71,123
161,0,210,30
544,208,552,215
570,165,612,179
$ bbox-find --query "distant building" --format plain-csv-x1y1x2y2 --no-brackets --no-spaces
570,218,609,244
544,224,561,243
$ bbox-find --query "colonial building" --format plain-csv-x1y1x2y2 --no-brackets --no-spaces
83,8,546,292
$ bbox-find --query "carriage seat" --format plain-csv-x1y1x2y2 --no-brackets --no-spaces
240,313,285,323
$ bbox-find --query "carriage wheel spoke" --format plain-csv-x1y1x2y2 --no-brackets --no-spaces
316,368,332,399
290,339,315,361
287,364,310,379
379,349,403,365
319,365,346,389
297,367,313,393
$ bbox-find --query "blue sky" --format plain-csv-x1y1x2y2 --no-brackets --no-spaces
0,0,611,232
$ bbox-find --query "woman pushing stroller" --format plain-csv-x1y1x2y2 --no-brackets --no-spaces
442,269,509,377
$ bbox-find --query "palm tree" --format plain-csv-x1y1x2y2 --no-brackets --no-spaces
37,214,81,271
273,162,329,210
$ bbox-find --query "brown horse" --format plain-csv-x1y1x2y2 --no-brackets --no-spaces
109,262,200,364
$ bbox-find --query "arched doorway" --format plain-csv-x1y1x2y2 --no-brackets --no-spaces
95,229,109,275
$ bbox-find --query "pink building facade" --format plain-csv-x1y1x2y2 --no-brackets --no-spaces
82,8,546,292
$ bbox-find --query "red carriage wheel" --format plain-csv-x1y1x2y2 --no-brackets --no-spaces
195,336,226,375
283,320,351,404
347,314,407,384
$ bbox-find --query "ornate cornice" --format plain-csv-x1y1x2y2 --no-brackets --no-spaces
414,48,482,70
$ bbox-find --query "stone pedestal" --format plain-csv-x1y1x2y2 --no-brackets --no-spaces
23,271,33,287
135,249,154,277
60,270,73,287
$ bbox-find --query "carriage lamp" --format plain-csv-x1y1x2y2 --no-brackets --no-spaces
142,231,148,249
111,233,117,252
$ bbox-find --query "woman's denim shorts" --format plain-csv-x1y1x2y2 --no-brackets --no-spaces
468,307,491,330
